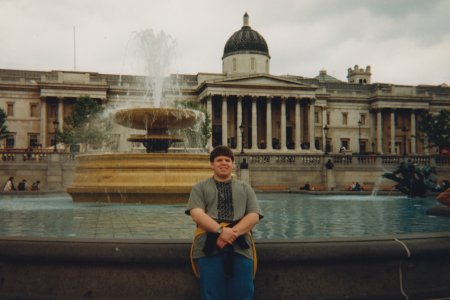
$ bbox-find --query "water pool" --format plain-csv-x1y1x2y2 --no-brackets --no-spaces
0,193,448,239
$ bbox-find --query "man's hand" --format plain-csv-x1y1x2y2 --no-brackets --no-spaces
216,227,238,248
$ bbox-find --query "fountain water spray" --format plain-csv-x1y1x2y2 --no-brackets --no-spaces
132,29,177,108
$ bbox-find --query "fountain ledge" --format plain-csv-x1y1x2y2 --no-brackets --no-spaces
1,232,450,299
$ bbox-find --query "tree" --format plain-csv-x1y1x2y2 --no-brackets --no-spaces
58,96,113,151
0,108,9,141
174,100,211,148
417,110,450,153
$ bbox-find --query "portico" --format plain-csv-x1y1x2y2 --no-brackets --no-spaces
199,74,318,153
370,93,430,155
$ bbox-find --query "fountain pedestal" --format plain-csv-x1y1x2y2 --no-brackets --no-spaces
67,153,211,204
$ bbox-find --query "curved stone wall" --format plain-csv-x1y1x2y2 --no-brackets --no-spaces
1,233,450,299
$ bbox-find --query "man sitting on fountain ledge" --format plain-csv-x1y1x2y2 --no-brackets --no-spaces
186,145,263,300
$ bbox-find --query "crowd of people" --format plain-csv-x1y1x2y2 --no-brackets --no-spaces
2,176,40,192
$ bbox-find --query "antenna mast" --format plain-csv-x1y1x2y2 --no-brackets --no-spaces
73,26,77,71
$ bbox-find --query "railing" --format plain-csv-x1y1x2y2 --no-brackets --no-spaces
240,153,449,167
436,156,450,165
1,149,448,167
248,154,323,166
0,149,77,162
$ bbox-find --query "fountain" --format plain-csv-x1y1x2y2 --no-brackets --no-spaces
382,159,437,197
66,109,211,204
66,30,212,204
114,107,198,153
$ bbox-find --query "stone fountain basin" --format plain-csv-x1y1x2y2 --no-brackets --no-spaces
67,152,211,204
127,134,184,143
114,108,198,130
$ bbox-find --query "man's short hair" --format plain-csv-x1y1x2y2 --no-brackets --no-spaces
210,145,234,162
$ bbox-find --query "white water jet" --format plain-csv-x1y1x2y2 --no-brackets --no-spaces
129,29,178,108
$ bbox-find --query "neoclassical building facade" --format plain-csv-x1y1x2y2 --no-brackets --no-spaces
1,13,449,155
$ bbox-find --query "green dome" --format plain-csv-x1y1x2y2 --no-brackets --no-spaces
223,13,270,59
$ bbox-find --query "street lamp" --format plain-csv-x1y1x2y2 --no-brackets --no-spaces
239,122,245,154
358,119,362,154
53,120,59,152
323,124,329,155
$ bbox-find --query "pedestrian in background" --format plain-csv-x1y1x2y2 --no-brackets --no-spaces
3,176,16,192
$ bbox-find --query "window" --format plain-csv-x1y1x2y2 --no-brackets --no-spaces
265,60,269,72
360,140,367,153
326,112,330,125
30,103,39,117
359,114,366,125
29,134,39,147
251,57,255,70
233,58,237,72
7,103,14,117
6,134,15,148
341,139,349,151
314,112,319,123
342,112,348,125
48,104,57,119
314,139,320,150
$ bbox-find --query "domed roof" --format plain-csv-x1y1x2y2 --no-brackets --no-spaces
223,13,270,59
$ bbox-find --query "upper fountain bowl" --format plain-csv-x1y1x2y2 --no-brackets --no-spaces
114,108,198,130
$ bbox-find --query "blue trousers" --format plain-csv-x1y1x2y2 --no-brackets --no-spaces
197,253,254,300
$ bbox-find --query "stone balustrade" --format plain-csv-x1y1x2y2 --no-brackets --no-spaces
243,153,447,167
0,151,448,192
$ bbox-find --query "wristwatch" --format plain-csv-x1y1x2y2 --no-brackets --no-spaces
216,226,223,234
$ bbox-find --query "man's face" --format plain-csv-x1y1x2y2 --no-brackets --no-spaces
211,155,233,181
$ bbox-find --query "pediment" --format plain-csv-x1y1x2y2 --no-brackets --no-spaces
202,74,315,89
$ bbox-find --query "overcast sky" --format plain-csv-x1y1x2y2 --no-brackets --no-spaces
1,0,449,86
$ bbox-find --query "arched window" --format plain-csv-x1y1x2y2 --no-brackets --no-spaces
251,57,255,70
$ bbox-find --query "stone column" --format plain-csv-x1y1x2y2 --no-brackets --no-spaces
370,110,376,153
221,95,228,146
251,96,258,150
266,96,273,151
40,97,47,147
206,96,213,150
321,106,327,153
377,110,383,154
295,99,302,151
308,99,315,151
390,110,396,154
237,96,243,151
280,97,287,150
57,97,64,128
410,110,417,154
